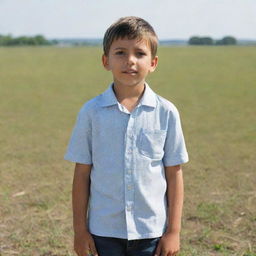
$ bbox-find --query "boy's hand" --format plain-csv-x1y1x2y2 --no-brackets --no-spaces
74,230,98,256
154,231,180,256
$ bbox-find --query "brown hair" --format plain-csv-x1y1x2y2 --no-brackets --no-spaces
103,16,158,58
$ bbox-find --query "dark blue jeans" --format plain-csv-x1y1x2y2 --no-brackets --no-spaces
92,234,161,256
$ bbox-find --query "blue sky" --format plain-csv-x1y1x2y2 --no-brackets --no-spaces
0,0,256,39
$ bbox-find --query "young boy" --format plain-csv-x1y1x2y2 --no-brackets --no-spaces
64,16,188,256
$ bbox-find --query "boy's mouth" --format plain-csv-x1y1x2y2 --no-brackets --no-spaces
123,70,138,74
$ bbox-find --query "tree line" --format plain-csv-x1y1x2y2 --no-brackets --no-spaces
0,34,238,46
188,36,237,45
0,34,57,46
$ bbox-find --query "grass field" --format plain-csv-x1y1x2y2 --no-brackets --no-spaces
0,46,255,256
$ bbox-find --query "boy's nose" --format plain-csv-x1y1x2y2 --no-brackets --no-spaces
127,55,136,65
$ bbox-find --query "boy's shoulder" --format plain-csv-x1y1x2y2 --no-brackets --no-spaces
80,96,98,110
78,93,104,115
79,84,115,114
155,93,180,116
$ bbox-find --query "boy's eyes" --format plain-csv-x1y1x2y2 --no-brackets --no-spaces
114,51,146,57
115,51,124,55
137,52,146,56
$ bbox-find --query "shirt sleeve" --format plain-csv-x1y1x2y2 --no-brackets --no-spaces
64,106,92,165
162,106,189,167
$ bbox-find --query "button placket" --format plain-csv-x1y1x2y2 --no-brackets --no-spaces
124,107,139,239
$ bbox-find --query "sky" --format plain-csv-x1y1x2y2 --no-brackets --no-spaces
0,0,256,40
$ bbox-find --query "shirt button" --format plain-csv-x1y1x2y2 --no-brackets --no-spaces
127,170,132,174
127,185,132,190
127,205,132,211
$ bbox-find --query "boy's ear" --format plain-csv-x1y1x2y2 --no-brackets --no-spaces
149,55,158,73
102,54,110,70
149,56,158,73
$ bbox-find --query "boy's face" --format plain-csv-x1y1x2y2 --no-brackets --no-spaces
102,37,158,89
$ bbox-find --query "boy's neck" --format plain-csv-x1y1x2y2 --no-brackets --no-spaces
112,82,145,103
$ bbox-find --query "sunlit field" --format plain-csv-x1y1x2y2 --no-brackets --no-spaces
0,46,255,256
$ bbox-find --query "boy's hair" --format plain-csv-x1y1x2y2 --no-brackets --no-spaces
103,16,158,58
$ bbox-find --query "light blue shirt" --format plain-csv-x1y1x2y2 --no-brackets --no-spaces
64,82,189,240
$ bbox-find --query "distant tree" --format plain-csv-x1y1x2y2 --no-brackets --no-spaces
188,35,237,46
0,34,54,46
215,36,237,45
221,36,237,45
0,34,12,46
51,39,58,45
215,40,222,45
34,35,52,45
201,37,214,45
188,36,201,45
188,36,213,45
15,36,33,45
50,39,57,45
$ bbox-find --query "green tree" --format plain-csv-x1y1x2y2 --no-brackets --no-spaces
188,36,201,45
215,36,237,45
222,36,237,45
0,34,13,46
188,35,237,46
188,36,214,45
0,34,55,46
201,37,214,45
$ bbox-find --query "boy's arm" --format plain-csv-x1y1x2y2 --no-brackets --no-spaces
72,163,91,233
72,163,98,256
155,164,184,256
165,164,184,234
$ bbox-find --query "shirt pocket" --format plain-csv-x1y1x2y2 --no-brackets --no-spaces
138,129,167,160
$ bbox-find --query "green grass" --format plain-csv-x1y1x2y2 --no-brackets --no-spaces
0,46,255,255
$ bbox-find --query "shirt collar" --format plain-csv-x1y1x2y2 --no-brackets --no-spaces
99,82,157,108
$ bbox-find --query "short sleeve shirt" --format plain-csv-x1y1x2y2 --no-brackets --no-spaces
64,82,189,240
